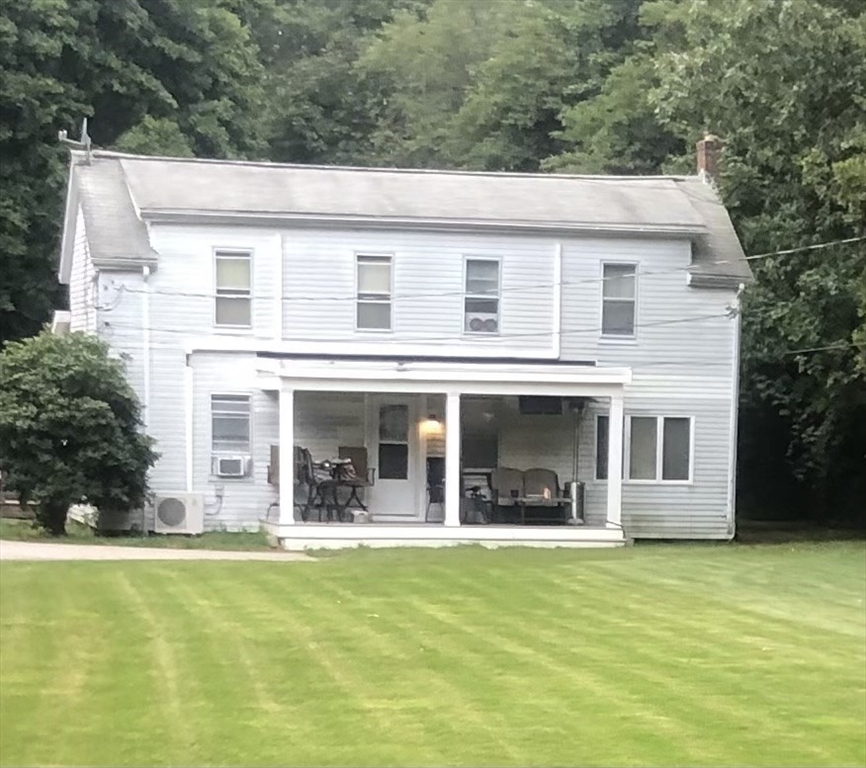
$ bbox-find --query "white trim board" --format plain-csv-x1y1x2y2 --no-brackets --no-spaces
261,521,627,551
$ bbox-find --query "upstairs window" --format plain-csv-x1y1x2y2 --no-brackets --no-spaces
465,258,500,334
215,251,252,328
357,255,392,330
601,263,636,337
627,416,692,482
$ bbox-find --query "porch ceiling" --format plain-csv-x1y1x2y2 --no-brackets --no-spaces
257,357,630,397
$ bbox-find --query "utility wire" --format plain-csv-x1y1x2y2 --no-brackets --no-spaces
100,310,731,346
784,341,866,355
109,234,864,305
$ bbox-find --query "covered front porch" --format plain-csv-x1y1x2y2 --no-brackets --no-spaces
258,357,630,550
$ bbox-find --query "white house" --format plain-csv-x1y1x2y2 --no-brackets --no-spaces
53,139,751,549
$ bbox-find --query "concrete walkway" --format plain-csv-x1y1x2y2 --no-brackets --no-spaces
0,540,313,562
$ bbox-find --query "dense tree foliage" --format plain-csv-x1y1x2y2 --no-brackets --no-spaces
0,333,157,534
1,0,863,522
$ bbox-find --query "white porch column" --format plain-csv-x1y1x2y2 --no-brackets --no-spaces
606,392,624,527
444,391,461,527
279,386,295,525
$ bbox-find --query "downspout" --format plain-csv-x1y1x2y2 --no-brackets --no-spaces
726,284,745,539
184,354,194,493
142,266,151,427
553,242,562,359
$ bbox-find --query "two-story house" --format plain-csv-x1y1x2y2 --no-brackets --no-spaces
53,141,751,549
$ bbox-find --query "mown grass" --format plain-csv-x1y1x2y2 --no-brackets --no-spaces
0,518,272,550
1,542,864,767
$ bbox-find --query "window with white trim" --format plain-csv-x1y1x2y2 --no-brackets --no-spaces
215,251,252,328
601,263,636,337
627,416,692,482
357,255,392,330
211,394,251,453
465,258,500,334
596,414,610,480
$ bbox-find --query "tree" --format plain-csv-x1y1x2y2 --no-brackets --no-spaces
0,332,157,535
649,0,866,521
256,0,430,165
0,0,268,346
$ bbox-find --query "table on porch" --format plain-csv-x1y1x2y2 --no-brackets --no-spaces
305,458,368,522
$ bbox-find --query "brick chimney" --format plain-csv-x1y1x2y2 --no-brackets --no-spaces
696,134,724,181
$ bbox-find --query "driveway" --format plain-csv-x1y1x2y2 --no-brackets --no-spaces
0,540,313,562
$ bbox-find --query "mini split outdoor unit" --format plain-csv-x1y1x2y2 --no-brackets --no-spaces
152,493,205,535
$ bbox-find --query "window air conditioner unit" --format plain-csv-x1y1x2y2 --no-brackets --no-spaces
466,312,498,333
152,493,205,535
213,456,250,478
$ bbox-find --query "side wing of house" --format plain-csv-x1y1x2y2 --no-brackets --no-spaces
559,233,744,538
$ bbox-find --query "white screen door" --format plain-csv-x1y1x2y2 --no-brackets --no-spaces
366,396,420,517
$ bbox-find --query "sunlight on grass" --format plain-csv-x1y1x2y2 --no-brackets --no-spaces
1,543,864,766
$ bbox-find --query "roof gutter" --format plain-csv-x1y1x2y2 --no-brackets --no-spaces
138,209,708,238
687,271,752,290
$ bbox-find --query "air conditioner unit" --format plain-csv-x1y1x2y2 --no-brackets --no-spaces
466,312,498,333
152,493,205,535
212,456,250,478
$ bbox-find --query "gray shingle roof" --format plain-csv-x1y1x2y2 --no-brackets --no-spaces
73,155,156,265
66,150,751,285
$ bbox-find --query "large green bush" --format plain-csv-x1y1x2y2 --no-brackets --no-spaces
0,332,157,535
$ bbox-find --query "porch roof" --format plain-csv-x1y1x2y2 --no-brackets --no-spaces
257,357,630,397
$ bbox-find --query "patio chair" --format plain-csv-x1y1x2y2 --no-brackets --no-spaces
490,467,524,523
295,446,339,522
337,446,376,513
523,468,568,523
425,457,445,522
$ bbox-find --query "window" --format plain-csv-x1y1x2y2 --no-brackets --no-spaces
596,415,609,480
357,255,392,330
212,395,251,453
601,263,636,337
627,416,692,482
215,251,252,328
465,259,500,334
378,404,408,479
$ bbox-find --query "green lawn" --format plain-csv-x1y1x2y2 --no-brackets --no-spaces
1,543,864,767
0,518,272,550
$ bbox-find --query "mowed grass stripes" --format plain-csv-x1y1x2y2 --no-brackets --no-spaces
1,543,864,767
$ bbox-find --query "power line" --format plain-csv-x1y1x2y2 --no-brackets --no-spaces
108,233,864,306
746,235,866,260
100,310,731,347
784,341,866,355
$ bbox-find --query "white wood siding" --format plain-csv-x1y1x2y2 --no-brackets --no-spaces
69,206,96,333
84,221,739,539
560,236,736,375
146,224,282,340
190,353,277,530
577,396,732,537
283,228,554,353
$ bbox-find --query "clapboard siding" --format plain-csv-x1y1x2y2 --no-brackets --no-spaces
189,353,277,530
560,236,737,381
283,228,554,351
84,220,740,539
294,391,366,458
146,224,282,339
578,396,732,537
69,206,96,333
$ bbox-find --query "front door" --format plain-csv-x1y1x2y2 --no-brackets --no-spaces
366,395,420,518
